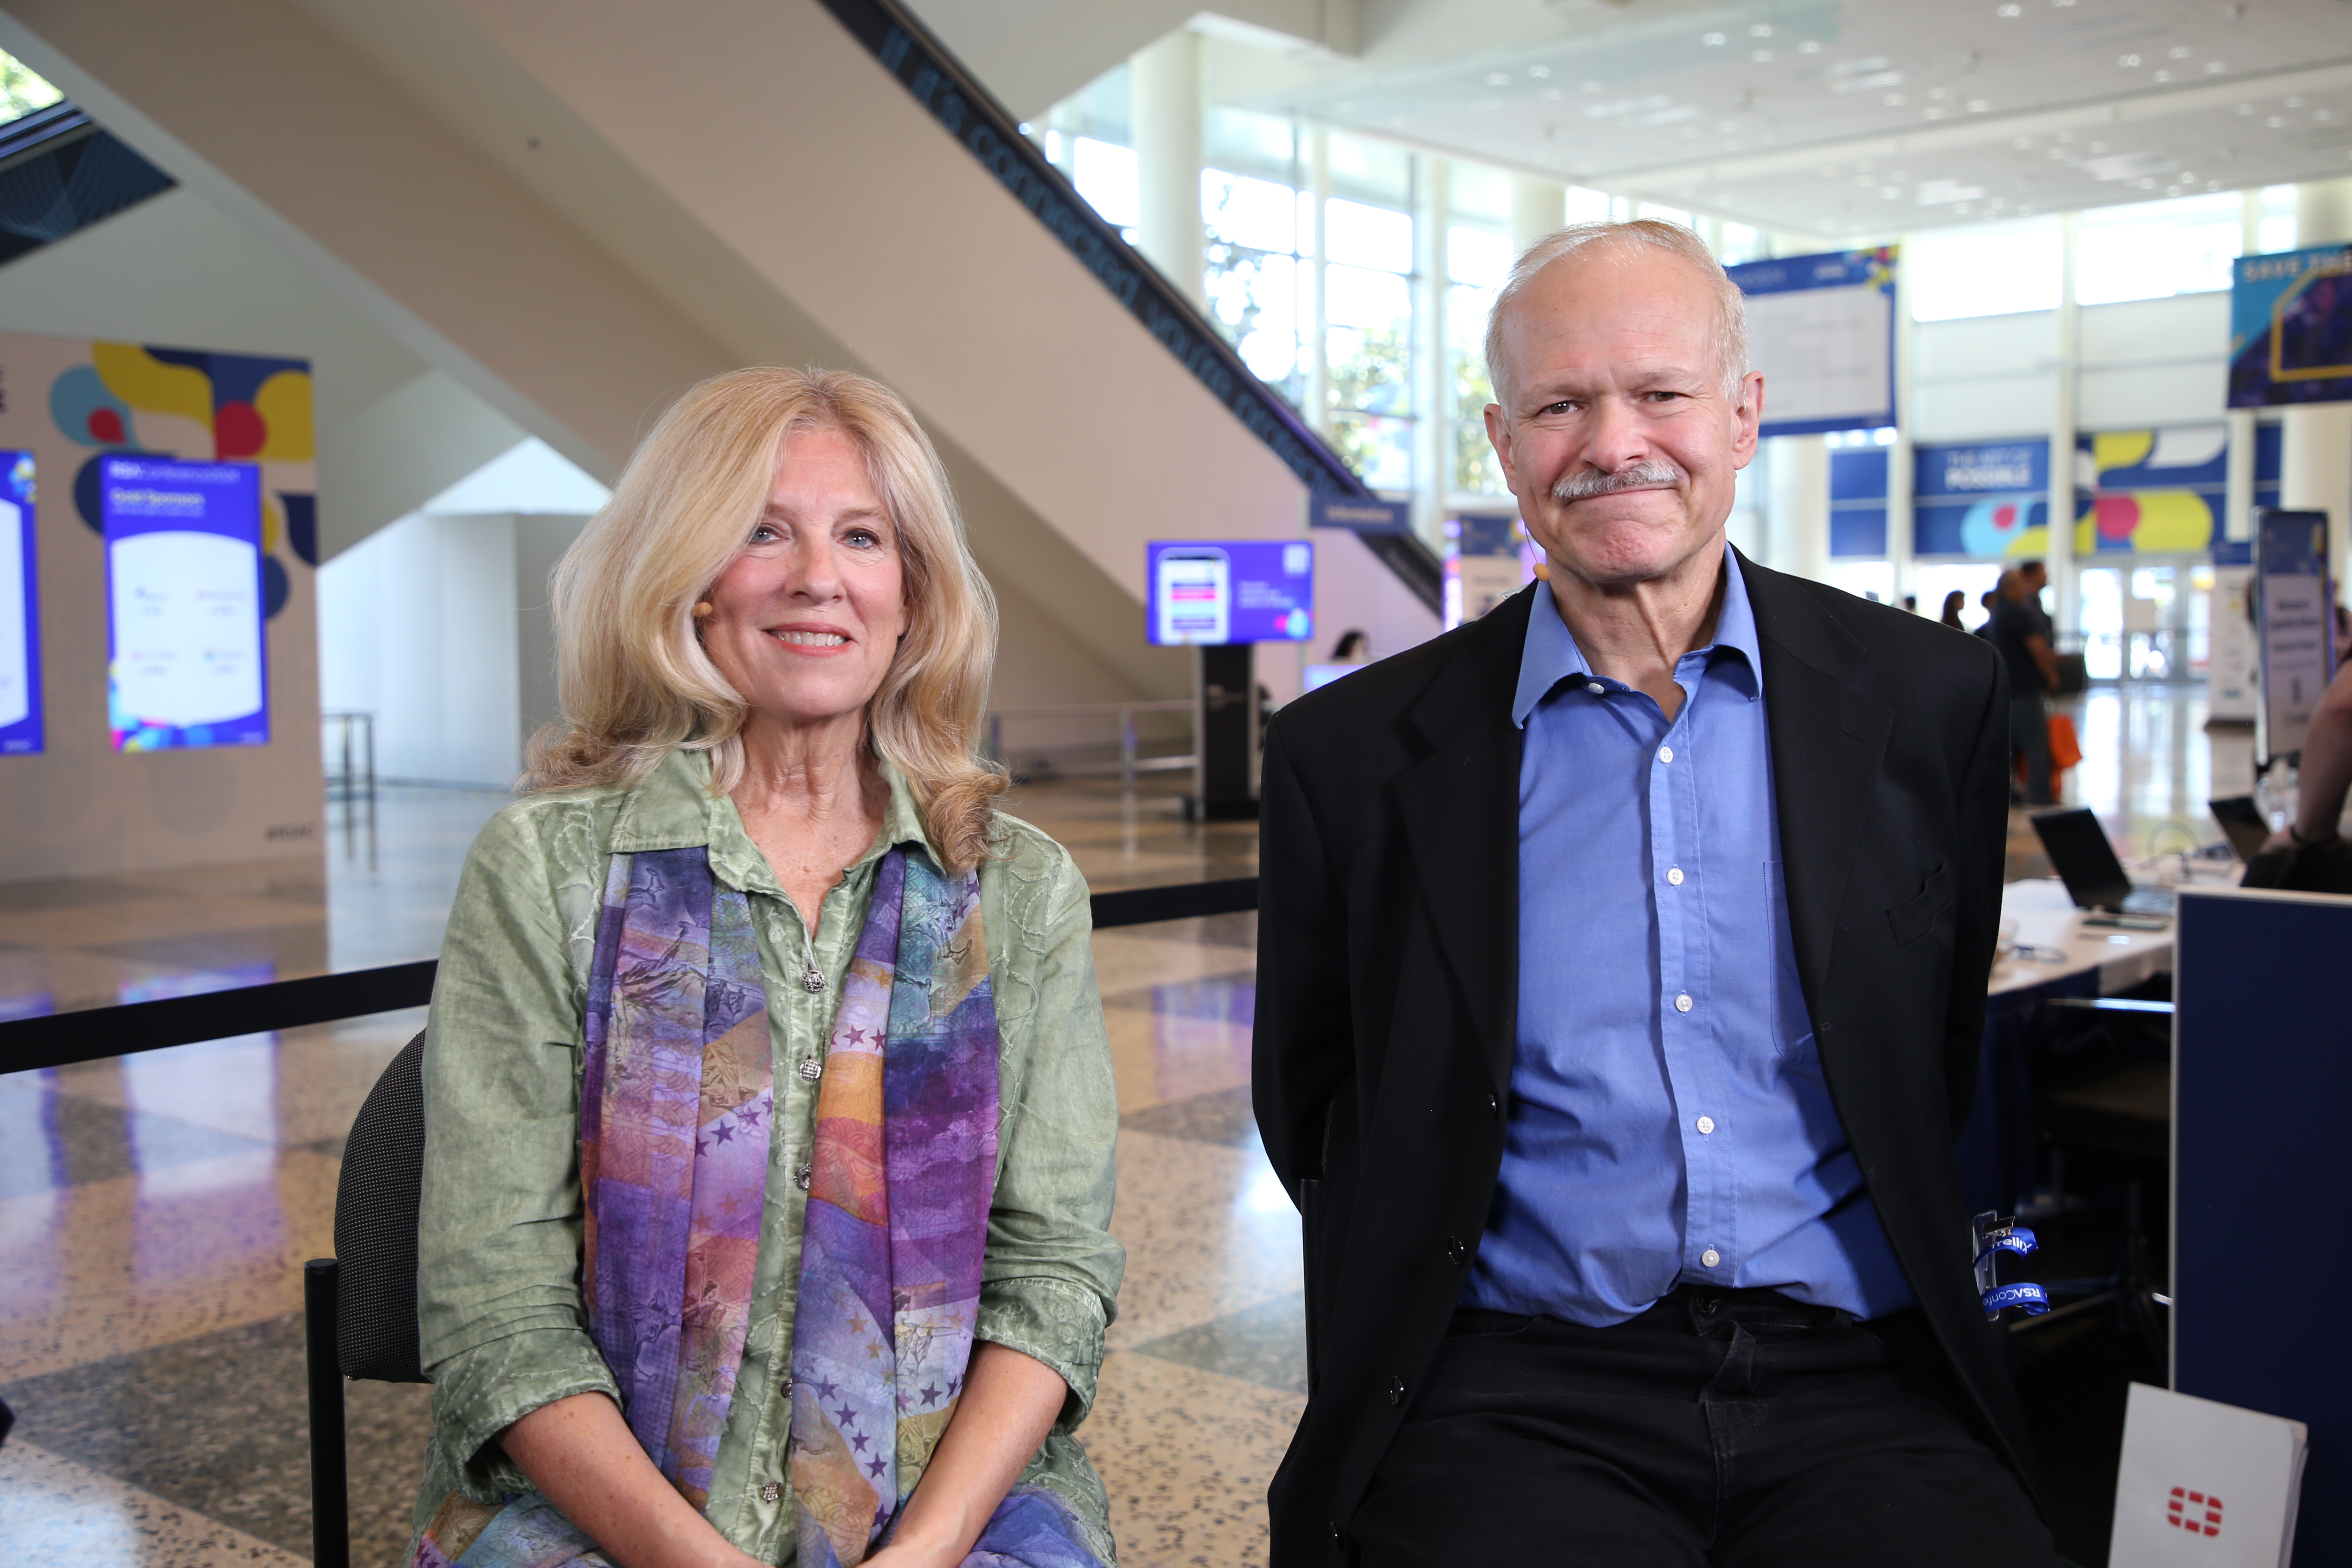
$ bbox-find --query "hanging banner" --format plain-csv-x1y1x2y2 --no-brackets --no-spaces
1727,248,1897,438
2229,245,2352,407
2255,508,2334,765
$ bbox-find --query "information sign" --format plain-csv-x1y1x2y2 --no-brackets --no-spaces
1147,540,1314,645
1308,493,1410,534
1727,248,1897,438
2255,508,2333,765
2229,244,2352,407
102,456,269,751
0,451,37,754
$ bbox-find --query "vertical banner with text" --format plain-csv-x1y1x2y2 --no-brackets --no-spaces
2255,508,2333,765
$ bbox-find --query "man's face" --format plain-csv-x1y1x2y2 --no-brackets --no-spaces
1484,245,1761,589
2018,565,2048,598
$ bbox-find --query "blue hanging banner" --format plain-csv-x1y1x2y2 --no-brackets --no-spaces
1309,493,1411,534
2230,245,2352,407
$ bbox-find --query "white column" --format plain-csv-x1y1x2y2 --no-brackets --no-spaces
2048,210,2080,640
1308,127,1331,436
1509,175,1565,258
1767,434,1830,582
1131,30,1204,307
2285,180,2352,584
1416,156,1449,541
1887,232,1917,605
2226,189,2263,543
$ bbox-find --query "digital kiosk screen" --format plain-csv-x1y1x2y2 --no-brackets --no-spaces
1147,540,1314,645
103,456,268,751
0,452,36,754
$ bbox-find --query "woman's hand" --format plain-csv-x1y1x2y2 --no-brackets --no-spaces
499,1393,764,1568
855,1343,1070,1568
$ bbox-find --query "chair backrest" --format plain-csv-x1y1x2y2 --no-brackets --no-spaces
333,1029,429,1383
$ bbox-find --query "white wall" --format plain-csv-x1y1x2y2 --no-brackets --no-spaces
1913,292,2229,444
320,511,523,788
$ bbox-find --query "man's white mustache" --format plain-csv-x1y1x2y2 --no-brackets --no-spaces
1551,459,1684,503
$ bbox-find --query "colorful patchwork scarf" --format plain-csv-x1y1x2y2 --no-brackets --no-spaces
410,844,1103,1568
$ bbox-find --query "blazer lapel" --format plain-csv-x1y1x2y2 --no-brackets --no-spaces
1742,553,1894,1017
1393,588,1532,1096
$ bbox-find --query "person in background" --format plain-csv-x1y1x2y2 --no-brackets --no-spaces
1330,628,1370,664
408,367,1123,1568
1977,581,2005,637
1940,589,1969,631
1985,561,2060,806
1902,594,1918,613
2250,656,2352,893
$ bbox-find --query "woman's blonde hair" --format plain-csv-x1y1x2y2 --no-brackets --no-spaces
524,366,1006,873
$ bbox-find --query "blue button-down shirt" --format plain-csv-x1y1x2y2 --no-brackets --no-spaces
1462,548,1914,1325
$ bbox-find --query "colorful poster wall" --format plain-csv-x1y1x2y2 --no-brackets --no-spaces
1908,425,2280,558
1728,248,1897,438
2230,245,2352,407
0,331,320,882
0,451,36,754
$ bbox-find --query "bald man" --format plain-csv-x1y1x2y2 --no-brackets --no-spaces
1253,222,2057,1566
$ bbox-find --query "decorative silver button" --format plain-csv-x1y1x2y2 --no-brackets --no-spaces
800,960,825,993
1658,744,1674,763
759,1480,783,1504
1674,992,1694,1013
797,1057,823,1081
1701,1247,1721,1268
1696,1115,1716,1135
795,1165,813,1190
783,1376,795,1400
1667,867,1684,886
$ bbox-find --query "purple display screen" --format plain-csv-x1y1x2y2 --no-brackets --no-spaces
1147,540,1314,646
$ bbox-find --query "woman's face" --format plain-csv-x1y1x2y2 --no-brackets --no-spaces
700,425,907,733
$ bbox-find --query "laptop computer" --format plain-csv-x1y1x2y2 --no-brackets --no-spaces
2030,806,2175,916
2208,795,2274,862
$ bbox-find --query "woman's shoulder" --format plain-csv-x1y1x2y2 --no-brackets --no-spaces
975,810,1087,922
465,778,634,884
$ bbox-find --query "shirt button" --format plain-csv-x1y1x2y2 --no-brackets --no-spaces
795,1164,813,1190
1696,1115,1715,1135
759,1481,783,1504
1675,992,1694,1013
783,1376,795,1399
1658,744,1674,763
1586,681,1605,695
797,1057,823,1081
1387,1376,1406,1406
1666,867,1684,886
1701,1247,1721,1268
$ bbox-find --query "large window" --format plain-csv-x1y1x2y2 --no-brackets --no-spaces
1323,133,1418,493
2076,193,2241,305
1910,218,2063,321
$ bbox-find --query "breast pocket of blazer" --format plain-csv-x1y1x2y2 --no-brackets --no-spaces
1886,860,1955,947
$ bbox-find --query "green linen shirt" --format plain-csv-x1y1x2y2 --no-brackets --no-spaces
409,748,1124,1564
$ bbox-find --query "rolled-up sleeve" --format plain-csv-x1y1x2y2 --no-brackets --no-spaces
978,846,1125,1430
416,804,619,1499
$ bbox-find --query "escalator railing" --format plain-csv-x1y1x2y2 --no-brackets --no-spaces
816,0,1443,612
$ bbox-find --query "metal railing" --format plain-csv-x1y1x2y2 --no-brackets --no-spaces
322,710,377,804
984,698,1195,791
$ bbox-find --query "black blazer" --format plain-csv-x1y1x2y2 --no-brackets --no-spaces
1252,552,2032,1565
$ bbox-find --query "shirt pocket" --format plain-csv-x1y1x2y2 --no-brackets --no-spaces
1886,859,1956,948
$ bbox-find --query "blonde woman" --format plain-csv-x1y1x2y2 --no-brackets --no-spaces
407,368,1122,1568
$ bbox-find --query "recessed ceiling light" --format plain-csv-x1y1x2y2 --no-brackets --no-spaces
2155,70,2171,82
1751,23,1773,36
1528,65,1550,78
1926,107,1947,119
1702,31,1726,45
1799,40,1822,54
1930,86,1951,99
2287,96,2304,108
2120,53,2142,67
2269,116,2286,127
1485,72,1510,86
2208,61,2226,74
1998,2,2021,14
2236,103,2254,115
1886,92,1907,106
1970,99,1992,111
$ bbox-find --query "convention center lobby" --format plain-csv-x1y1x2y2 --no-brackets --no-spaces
3,3,2350,1566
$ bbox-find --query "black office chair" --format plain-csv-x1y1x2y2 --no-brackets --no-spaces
306,1029,430,1568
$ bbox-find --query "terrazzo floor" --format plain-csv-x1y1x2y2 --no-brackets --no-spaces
0,685,2248,1564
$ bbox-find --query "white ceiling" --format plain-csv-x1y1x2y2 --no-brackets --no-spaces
913,0,2352,235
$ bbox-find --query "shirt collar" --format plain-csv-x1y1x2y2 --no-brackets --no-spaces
1512,541,1764,729
608,745,939,895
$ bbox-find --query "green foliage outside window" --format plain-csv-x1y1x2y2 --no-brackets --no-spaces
0,53,61,122
1452,344,1505,494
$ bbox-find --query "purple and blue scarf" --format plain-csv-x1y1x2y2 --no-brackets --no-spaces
410,845,1103,1568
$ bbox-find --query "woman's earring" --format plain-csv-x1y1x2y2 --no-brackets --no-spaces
692,601,714,618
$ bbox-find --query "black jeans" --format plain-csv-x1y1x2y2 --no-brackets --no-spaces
1351,1287,2058,1568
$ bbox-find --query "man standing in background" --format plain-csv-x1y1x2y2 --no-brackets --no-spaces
1986,560,2060,806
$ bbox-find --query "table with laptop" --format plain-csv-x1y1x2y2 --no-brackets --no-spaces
1957,800,2258,1220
